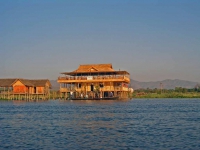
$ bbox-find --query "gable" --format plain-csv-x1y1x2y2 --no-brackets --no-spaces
88,67,98,72
74,64,114,72
13,80,25,86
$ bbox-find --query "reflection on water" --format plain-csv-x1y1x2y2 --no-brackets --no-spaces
0,99,200,149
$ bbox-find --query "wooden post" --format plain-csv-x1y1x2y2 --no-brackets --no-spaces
48,88,50,100
59,83,61,99
84,83,86,97
103,82,104,98
8,87,9,100
110,82,111,93
85,83,88,95
4,87,5,99
114,82,116,97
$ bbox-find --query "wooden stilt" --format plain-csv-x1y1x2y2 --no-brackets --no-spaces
4,87,5,99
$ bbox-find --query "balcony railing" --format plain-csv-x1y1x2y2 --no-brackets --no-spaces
58,76,130,82
60,86,129,92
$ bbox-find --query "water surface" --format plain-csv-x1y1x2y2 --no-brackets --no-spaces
0,99,200,149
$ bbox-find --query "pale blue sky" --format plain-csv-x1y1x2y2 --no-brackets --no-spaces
1,0,200,82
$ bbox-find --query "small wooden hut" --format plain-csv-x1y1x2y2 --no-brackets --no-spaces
0,79,51,100
57,64,132,99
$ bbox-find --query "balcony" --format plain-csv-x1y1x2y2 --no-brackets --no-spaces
58,75,130,83
59,86,129,92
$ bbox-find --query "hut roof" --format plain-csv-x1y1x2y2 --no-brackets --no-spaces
0,79,17,87
28,79,52,87
61,64,130,75
19,79,34,86
0,78,51,87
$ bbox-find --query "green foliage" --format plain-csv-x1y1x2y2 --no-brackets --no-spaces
133,87,200,98
94,85,100,93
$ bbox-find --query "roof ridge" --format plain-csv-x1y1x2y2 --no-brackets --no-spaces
80,63,112,66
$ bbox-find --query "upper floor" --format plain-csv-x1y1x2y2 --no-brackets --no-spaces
57,64,130,83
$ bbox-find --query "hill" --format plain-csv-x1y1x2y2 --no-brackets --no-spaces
131,79,199,89
50,80,60,90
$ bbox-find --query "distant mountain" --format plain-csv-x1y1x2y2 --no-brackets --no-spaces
50,80,60,90
130,79,199,89
49,79,199,90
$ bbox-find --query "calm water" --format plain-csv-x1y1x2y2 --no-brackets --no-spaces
0,99,200,150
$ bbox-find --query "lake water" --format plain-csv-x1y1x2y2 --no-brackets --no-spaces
0,99,200,150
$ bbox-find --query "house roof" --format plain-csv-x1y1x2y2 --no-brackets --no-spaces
0,78,51,87
75,64,114,72
61,64,130,76
28,79,51,87
0,79,17,87
19,79,34,86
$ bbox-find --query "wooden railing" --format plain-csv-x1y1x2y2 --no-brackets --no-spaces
58,76,130,82
60,86,129,92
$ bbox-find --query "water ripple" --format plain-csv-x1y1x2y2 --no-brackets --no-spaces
0,99,200,150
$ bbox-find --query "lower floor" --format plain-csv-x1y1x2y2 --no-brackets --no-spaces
59,81,132,99
60,90,131,100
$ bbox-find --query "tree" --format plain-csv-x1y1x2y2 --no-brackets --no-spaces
182,88,187,93
94,85,100,94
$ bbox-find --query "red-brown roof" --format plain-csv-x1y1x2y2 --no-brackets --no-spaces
61,64,129,75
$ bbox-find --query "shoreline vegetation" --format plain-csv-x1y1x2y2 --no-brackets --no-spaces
132,87,200,98
132,92,200,98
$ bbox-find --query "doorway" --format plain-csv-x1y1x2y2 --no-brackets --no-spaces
90,84,94,91
34,87,36,94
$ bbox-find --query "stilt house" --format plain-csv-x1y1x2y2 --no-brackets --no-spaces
0,79,51,100
57,64,132,99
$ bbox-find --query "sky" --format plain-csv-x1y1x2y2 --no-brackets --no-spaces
0,0,200,82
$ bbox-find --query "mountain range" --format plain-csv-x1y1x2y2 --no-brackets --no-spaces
130,79,199,89
50,79,199,90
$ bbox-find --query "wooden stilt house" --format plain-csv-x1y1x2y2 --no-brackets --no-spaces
0,79,51,100
57,64,132,100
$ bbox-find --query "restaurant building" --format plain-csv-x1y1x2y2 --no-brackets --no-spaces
57,64,133,99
